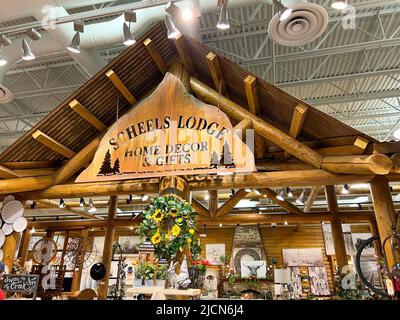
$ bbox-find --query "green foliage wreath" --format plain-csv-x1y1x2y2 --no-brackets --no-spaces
137,196,201,259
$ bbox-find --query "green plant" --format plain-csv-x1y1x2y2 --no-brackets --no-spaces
262,291,273,300
134,263,145,279
137,196,199,259
156,264,167,280
219,255,230,265
228,274,235,288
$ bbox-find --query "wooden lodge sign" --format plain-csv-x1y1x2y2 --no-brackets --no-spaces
76,73,255,183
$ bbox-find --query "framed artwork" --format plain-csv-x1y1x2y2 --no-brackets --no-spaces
322,224,355,255
289,267,303,296
308,266,330,296
118,236,140,254
93,237,105,257
352,233,374,256
205,244,225,265
240,260,266,278
232,247,262,274
282,248,324,267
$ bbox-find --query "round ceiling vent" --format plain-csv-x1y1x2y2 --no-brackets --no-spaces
268,2,329,47
0,85,14,104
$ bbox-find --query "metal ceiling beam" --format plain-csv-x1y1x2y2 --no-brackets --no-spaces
0,113,48,122
0,130,28,140
306,89,400,106
13,85,81,99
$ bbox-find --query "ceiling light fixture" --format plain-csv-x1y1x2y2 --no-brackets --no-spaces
284,220,288,226
22,39,35,61
204,193,210,201
127,194,133,204
0,54,6,67
67,31,81,53
88,198,97,213
341,184,350,194
394,128,400,140
219,223,223,227
276,188,287,201
165,15,181,39
287,187,293,198
165,1,180,16
79,197,85,207
30,226,36,233
331,0,348,10
273,0,292,22
59,198,65,209
216,2,230,30
182,7,193,21
129,225,134,231
122,22,136,46
0,34,12,46
244,188,252,192
296,189,307,205
27,28,42,41
141,194,149,201
254,189,261,196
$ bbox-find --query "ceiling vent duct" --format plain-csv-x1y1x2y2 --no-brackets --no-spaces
268,2,328,47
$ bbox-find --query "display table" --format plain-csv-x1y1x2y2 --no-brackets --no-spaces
127,286,201,300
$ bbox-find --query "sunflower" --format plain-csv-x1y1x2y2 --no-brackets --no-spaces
151,209,164,222
176,218,183,224
171,224,181,237
151,232,162,245
187,238,192,244
169,209,178,217
164,233,169,241
189,229,195,235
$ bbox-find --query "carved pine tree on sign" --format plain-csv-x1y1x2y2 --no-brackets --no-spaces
220,141,236,168
210,150,220,168
98,150,113,175
113,158,120,174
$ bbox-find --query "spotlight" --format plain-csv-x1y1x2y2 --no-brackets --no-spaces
129,226,134,231
287,187,293,198
59,198,65,209
79,197,85,207
127,194,133,204
30,226,36,233
245,188,252,193
88,198,97,213
122,22,136,46
67,31,80,53
276,188,287,201
117,208,122,213
296,190,307,205
273,0,292,22
141,194,149,201
254,189,261,196
331,0,348,10
271,222,277,227
284,220,288,226
124,10,137,23
22,39,35,61
216,3,230,30
91,228,95,232
27,28,42,41
0,52,6,66
219,223,223,227
30,201,37,209
0,34,12,46
204,193,210,201
165,15,181,39
341,184,350,194
165,1,180,16
182,7,193,21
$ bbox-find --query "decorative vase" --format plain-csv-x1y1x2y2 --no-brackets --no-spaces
156,279,166,288
144,279,154,287
188,267,206,289
133,278,143,286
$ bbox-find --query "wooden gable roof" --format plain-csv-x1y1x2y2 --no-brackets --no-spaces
0,22,375,164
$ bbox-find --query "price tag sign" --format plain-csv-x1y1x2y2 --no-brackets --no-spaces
2,274,39,300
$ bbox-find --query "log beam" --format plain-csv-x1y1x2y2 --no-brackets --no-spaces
215,189,249,217
325,185,348,271
207,52,227,96
143,38,167,74
262,188,304,214
172,34,196,76
105,69,136,104
190,77,323,168
304,186,321,213
69,99,107,131
244,76,260,115
322,154,393,175
191,198,210,218
284,104,308,158
0,164,21,179
209,190,218,218
352,137,369,155
32,130,76,159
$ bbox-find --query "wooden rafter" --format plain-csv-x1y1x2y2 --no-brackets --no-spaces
352,137,369,155
190,77,323,168
206,52,228,96
304,186,321,213
143,38,167,74
172,34,196,76
32,130,76,158
105,69,137,104
191,198,210,218
284,104,308,158
69,99,107,131
262,188,304,214
0,164,21,179
209,190,218,218
215,189,249,217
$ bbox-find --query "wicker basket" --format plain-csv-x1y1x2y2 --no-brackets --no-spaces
189,267,206,289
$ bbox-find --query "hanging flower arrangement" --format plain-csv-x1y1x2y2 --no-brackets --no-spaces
137,196,200,259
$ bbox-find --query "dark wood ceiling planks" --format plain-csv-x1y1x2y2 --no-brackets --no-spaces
0,22,374,163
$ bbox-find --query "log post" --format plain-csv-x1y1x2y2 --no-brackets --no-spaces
3,233,20,273
18,228,31,268
369,176,398,269
325,185,348,272
369,219,383,259
97,195,118,300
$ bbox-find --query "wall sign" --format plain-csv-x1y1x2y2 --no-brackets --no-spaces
76,73,255,183
2,274,39,299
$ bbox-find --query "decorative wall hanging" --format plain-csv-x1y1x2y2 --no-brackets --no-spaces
232,247,262,275
322,224,356,255
282,248,324,267
308,266,330,296
32,238,58,265
76,73,255,183
65,236,97,270
90,262,106,281
240,260,266,278
205,244,225,265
